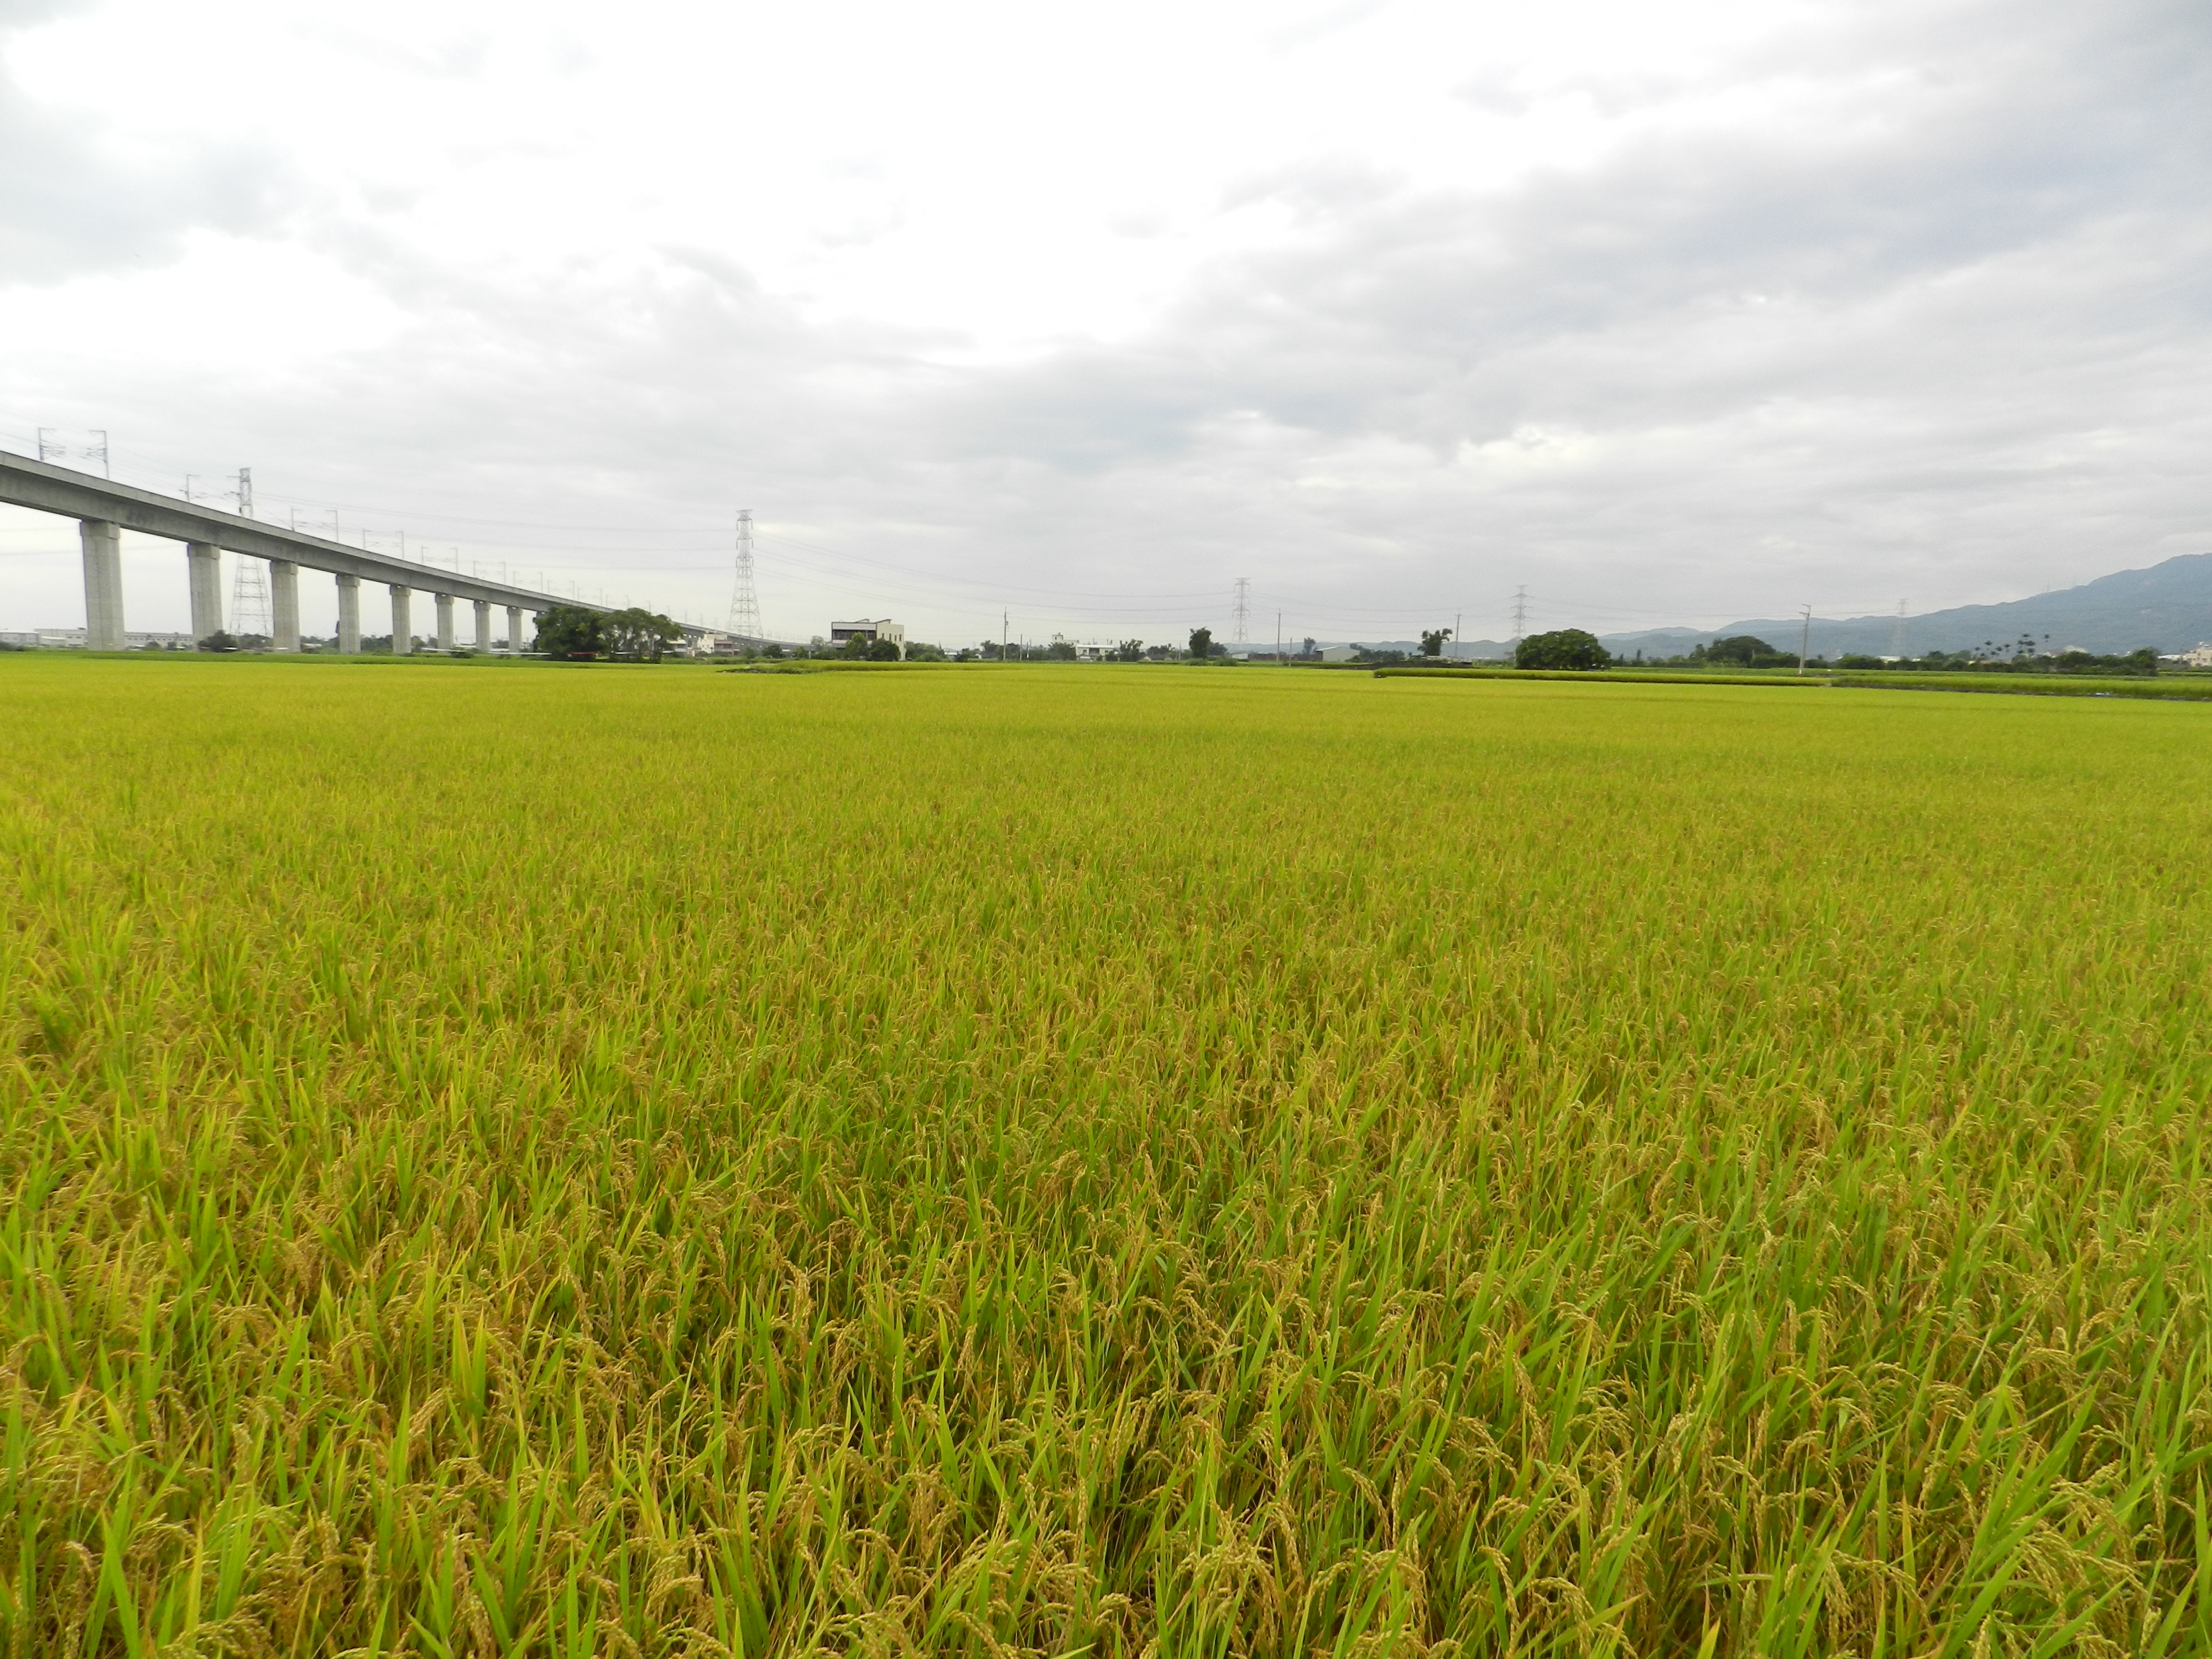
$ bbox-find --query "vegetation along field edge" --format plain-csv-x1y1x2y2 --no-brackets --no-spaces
1376,665,2212,698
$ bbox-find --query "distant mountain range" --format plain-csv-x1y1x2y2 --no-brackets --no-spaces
1314,552,2212,661
1598,553,2212,660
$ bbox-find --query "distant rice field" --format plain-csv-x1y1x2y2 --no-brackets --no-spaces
5,656,2210,1657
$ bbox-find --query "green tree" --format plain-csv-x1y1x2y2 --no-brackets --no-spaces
1420,627,1452,658
533,606,605,659
1695,634,1779,667
599,608,681,661
197,630,238,653
1188,627,1214,660
1515,628,1609,671
865,638,902,661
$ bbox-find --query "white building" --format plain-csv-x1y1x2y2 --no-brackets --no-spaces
1319,643,1360,663
830,618,905,654
2179,643,2212,669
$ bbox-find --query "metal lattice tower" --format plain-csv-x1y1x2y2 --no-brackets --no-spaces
1232,577,1251,644
1511,585,1529,644
231,555,270,639
727,510,763,642
225,467,270,639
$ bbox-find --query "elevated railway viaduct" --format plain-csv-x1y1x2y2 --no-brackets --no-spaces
1,450,709,653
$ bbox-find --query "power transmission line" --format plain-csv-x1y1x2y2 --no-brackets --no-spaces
38,427,107,476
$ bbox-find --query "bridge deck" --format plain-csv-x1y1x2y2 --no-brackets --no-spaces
2,450,711,636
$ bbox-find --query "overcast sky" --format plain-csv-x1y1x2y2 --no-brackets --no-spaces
3,0,2206,646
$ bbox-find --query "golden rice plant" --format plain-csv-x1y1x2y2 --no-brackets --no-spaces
3,654,2209,1656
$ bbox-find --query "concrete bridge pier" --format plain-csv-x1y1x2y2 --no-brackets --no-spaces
336,574,361,654
186,542,222,643
80,519,124,650
9,452,627,658
270,559,301,652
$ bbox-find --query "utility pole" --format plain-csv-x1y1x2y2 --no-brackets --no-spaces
1893,599,1906,661
1233,577,1251,645
1511,586,1528,645
1455,612,1462,661
1002,610,1009,661
1276,611,1283,664
727,509,762,641
1798,604,1813,676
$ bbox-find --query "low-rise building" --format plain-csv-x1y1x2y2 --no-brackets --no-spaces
1319,643,1360,663
831,618,906,654
13,627,292,650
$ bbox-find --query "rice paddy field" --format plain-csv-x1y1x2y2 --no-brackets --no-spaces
6,654,2212,1658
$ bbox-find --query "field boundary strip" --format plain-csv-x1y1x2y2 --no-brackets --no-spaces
1831,672,2212,700
1377,666,2212,700
1373,666,1830,687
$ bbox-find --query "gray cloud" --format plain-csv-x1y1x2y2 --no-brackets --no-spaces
0,1,299,282
884,0,2212,623
4,0,2206,646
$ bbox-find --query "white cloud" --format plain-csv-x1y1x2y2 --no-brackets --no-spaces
1,0,2205,647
